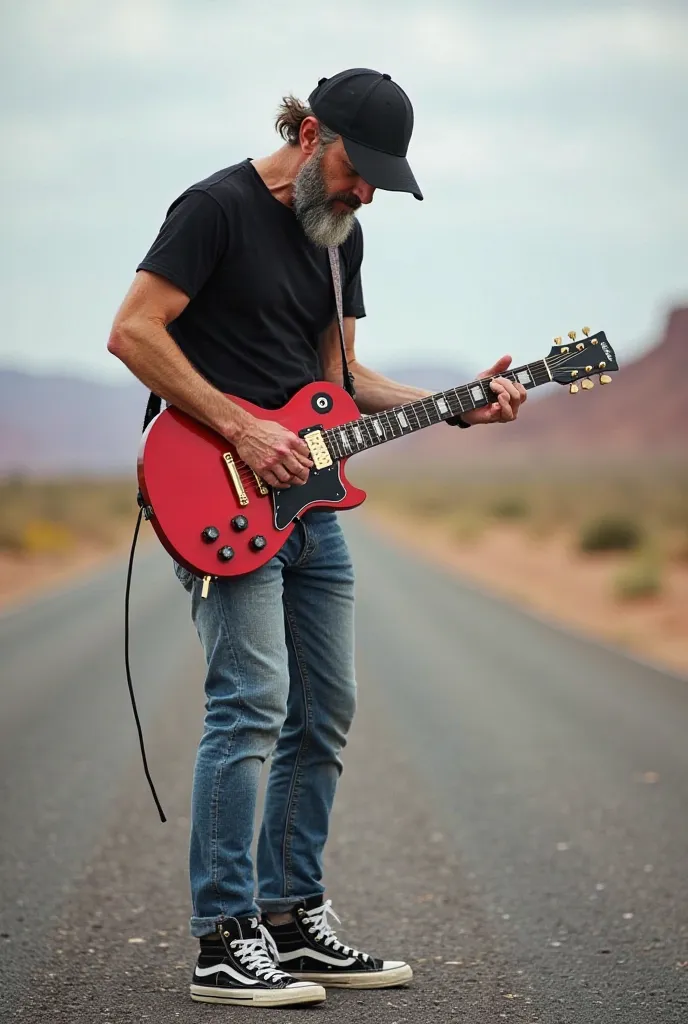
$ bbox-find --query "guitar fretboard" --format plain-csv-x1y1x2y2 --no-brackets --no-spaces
322,359,551,460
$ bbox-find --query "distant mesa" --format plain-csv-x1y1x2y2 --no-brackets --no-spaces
0,369,148,475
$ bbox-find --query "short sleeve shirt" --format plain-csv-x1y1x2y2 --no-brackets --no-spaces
137,159,365,409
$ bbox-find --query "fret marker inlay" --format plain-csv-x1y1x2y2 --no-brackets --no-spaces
396,411,409,429
372,419,384,437
339,430,350,449
353,426,362,445
436,397,449,415
517,370,532,386
470,385,483,403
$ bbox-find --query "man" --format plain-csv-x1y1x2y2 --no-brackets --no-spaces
108,68,526,1009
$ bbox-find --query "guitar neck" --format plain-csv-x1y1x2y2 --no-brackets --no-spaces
322,358,552,460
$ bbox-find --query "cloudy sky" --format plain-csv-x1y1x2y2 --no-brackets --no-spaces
2,0,687,383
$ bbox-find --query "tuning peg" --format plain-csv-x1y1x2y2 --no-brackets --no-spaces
582,326,591,336
569,383,579,394
600,374,612,385
553,336,562,345
568,330,577,341
581,379,594,390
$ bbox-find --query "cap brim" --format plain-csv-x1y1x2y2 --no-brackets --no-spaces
342,137,423,201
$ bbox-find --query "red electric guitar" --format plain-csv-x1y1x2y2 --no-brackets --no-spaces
138,329,618,584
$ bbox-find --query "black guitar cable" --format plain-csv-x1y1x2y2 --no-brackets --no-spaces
124,500,166,823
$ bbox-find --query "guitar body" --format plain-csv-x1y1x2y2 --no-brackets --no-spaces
137,381,367,578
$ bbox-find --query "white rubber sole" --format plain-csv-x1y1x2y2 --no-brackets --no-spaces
190,981,326,1006
288,962,413,989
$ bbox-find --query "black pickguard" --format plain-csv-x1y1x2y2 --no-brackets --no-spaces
272,464,346,530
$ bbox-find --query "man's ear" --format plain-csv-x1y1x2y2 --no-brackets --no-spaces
299,115,321,156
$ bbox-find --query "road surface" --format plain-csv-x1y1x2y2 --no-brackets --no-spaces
1,514,687,1022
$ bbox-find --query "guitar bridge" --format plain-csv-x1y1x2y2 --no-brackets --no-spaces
252,471,269,496
222,452,249,506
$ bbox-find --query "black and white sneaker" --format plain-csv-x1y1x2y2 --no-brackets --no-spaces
264,897,413,989
190,915,326,1006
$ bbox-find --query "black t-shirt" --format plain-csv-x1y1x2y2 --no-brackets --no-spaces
137,159,365,410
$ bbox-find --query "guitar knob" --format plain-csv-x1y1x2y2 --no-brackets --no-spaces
201,526,220,543
249,535,267,552
217,545,235,562
231,515,249,531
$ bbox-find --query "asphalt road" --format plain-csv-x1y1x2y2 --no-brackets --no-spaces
1,514,687,1023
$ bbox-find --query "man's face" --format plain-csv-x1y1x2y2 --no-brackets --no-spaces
293,137,375,248
320,138,376,210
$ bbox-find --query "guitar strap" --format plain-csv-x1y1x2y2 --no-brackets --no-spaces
142,389,162,432
327,245,356,398
141,245,355,432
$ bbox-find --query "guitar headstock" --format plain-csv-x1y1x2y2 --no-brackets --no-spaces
546,328,618,393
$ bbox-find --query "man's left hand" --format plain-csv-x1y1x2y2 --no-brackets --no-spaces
460,355,527,426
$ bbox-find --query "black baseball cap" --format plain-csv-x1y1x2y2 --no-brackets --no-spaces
308,68,423,201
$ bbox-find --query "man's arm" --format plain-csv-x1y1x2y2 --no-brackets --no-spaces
108,271,312,487
108,270,251,439
320,317,527,425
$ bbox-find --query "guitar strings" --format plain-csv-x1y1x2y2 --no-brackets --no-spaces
228,345,606,478
325,348,605,450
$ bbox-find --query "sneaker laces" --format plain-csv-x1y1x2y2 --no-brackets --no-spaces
230,925,291,981
302,900,369,961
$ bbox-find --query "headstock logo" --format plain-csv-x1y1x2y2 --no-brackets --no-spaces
601,341,613,362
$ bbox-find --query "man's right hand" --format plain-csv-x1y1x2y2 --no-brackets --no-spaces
233,417,313,489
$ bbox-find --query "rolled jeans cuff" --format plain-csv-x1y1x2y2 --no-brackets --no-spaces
257,890,324,914
190,912,258,938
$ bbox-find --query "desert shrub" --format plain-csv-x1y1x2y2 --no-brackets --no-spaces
404,492,456,518
613,553,663,601
21,519,74,555
0,518,26,553
108,492,138,517
679,530,688,563
490,494,529,520
578,515,643,553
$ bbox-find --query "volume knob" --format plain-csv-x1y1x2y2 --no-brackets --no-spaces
249,535,267,552
231,515,249,531
201,526,220,543
217,546,235,562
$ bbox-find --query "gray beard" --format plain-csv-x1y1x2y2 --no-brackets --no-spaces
293,149,358,248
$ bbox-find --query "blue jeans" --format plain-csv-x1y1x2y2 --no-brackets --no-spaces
173,510,356,937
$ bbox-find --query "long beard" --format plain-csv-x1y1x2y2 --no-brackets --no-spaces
293,149,359,248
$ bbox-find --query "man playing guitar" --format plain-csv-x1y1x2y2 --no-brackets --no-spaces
108,67,527,1009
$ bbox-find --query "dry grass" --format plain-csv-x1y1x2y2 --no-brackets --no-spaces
354,462,688,600
0,475,139,555
355,462,688,673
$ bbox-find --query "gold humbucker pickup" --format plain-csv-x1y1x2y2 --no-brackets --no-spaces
304,430,333,470
223,452,249,506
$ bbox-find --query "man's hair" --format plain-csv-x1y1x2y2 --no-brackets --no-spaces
275,94,338,147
